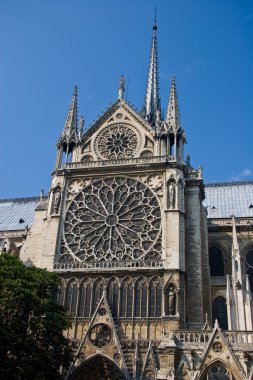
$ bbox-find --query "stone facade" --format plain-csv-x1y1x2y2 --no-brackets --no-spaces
1,22,253,380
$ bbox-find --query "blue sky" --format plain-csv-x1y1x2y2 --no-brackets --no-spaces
0,0,252,198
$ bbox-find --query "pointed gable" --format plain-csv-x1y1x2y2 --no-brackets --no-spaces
80,100,156,162
70,292,130,380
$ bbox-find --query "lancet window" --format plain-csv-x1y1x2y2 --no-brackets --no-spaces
212,296,228,330
92,279,104,312
65,279,78,315
107,278,119,317
209,246,225,276
120,278,134,317
134,278,148,317
78,278,92,317
149,277,162,317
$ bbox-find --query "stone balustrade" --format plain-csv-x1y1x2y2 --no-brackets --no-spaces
53,259,164,271
64,155,173,170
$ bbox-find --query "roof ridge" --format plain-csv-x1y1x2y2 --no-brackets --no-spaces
0,196,44,203
205,180,253,188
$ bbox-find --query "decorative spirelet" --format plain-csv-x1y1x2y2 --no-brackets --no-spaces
61,177,161,262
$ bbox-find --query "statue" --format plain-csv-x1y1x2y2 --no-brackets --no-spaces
53,188,61,214
118,75,125,100
168,284,176,315
168,181,176,209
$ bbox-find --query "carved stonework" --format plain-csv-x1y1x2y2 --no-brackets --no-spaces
94,124,141,159
60,177,161,262
167,180,176,209
139,173,163,196
52,187,61,214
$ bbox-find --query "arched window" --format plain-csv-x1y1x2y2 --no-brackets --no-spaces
78,278,92,317
204,364,232,380
245,249,253,293
57,282,65,306
134,278,147,317
149,277,162,317
212,296,228,330
65,280,78,316
92,279,104,312
209,246,225,276
107,278,119,317
120,278,133,317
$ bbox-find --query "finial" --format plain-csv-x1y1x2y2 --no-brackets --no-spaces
74,85,78,95
79,116,84,139
118,75,125,100
40,189,44,202
153,7,157,31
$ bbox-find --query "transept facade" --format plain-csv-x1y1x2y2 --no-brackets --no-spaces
1,21,253,380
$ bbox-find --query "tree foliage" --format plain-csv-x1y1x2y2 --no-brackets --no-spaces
0,254,73,380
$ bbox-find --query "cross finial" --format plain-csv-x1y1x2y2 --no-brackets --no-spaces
153,7,157,31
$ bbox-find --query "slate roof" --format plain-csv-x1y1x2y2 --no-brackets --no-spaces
204,181,253,218
0,197,40,231
0,181,253,232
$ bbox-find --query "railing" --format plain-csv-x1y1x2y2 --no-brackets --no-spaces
172,330,212,343
172,330,253,345
65,155,172,169
54,260,164,271
223,331,253,344
208,218,253,227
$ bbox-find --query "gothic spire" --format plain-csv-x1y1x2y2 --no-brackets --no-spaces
142,16,161,126
61,85,78,141
166,76,181,129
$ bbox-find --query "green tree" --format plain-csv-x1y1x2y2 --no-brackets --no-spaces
0,254,73,380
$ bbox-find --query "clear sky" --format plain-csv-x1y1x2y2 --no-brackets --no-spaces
0,0,252,199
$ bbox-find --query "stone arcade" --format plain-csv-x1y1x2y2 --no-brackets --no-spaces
1,21,253,380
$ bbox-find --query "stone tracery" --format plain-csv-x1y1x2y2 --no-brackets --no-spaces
95,124,139,159
61,177,161,262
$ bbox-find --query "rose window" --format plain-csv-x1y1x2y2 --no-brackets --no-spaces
89,324,112,348
62,177,161,262
95,124,139,159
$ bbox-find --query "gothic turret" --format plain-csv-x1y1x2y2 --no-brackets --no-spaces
55,86,79,169
156,77,186,162
142,17,161,127
166,76,181,129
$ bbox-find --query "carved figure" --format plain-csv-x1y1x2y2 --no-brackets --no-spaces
168,285,176,315
53,188,61,214
168,181,176,209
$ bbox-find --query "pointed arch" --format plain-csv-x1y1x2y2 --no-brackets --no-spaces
167,176,176,209
134,276,148,317
212,296,228,330
120,277,134,317
149,276,162,317
69,354,126,380
65,278,78,315
57,278,66,306
164,281,178,316
209,245,225,276
78,277,92,317
107,277,120,317
92,278,105,313
199,360,242,380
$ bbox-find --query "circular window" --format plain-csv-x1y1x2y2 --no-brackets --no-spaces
95,124,140,159
62,177,161,262
89,324,112,348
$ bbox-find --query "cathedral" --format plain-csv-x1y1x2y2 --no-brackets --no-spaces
0,21,253,380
